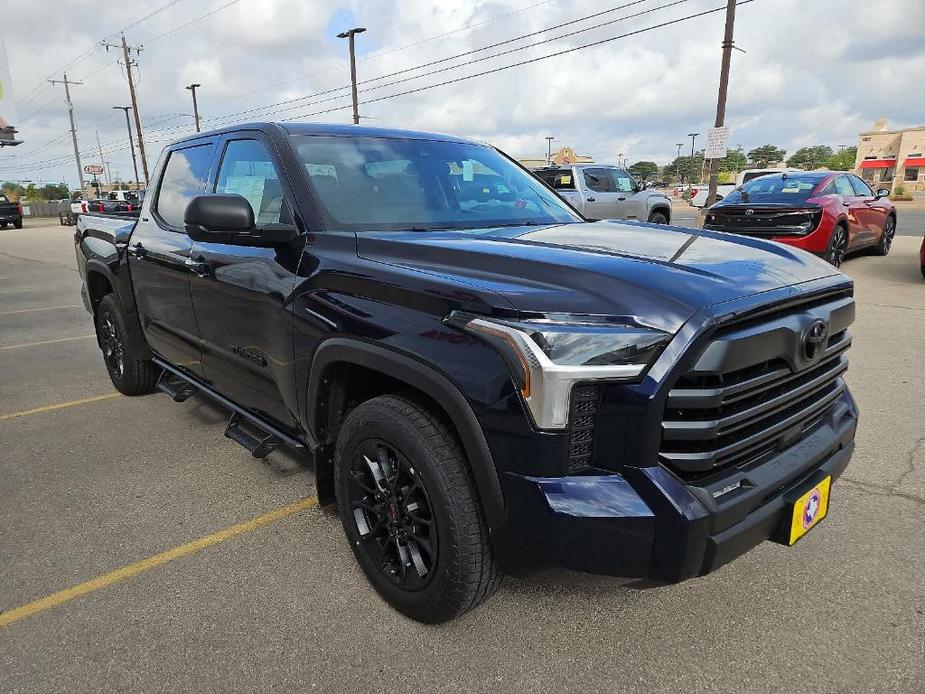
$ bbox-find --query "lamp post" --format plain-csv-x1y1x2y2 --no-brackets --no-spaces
688,132,699,188
112,106,141,190
337,27,367,125
185,83,202,132
675,142,684,185
545,136,554,165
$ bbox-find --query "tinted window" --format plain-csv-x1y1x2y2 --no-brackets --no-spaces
534,169,575,190
849,175,874,197
724,174,823,204
155,144,213,228
292,136,579,231
583,168,616,193
905,167,919,182
215,139,285,226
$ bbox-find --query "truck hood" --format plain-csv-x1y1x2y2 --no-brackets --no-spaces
356,220,842,333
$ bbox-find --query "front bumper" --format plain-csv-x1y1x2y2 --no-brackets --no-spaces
493,389,857,582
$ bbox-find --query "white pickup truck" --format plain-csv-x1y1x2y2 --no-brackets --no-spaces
533,164,673,223
689,168,803,208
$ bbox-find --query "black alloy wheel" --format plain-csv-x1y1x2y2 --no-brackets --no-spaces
826,224,849,268
345,439,438,590
100,312,125,382
874,216,896,256
648,211,669,224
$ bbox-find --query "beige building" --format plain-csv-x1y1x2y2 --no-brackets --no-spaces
518,146,593,169
855,118,925,192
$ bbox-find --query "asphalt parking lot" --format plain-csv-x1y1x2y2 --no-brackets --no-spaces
1,217,923,693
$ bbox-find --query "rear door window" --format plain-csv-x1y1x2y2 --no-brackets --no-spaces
534,169,575,190
155,144,214,228
833,176,856,197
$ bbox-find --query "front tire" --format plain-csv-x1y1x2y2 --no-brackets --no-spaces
95,294,158,395
872,215,895,256
13,219,23,229
648,210,669,224
824,224,849,268
334,394,502,623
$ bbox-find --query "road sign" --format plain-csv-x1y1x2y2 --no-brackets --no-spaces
84,164,104,175
704,126,729,159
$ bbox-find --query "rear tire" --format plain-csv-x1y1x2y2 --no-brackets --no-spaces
334,394,502,623
872,215,895,256
13,219,22,229
824,224,849,268
95,294,158,395
647,210,669,224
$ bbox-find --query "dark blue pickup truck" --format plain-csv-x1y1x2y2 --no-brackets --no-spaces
75,122,857,622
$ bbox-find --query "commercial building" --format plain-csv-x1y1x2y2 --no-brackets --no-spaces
518,146,593,169
855,119,925,192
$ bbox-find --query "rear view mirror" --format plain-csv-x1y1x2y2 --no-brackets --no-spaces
184,194,297,247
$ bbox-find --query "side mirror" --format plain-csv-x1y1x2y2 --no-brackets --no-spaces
876,188,890,199
184,194,297,246
637,180,648,191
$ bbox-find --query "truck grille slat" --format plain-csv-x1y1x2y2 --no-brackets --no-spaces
659,293,853,479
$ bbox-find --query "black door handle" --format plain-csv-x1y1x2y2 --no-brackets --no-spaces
586,196,596,202
618,197,627,201
842,202,850,207
129,242,146,259
185,256,211,277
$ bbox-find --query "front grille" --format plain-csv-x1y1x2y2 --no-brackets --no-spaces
659,295,853,481
567,385,600,473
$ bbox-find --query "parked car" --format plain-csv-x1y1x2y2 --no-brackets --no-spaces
532,164,672,223
0,194,23,229
689,168,804,208
703,171,896,268
75,122,857,623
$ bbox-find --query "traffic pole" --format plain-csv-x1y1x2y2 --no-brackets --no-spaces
706,0,737,206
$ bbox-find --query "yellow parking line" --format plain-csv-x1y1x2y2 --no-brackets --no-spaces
0,393,121,421
0,304,81,316
0,496,319,628
0,335,96,351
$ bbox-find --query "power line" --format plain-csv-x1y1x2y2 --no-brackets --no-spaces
139,0,242,45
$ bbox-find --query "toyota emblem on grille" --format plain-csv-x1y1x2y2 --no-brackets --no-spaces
802,319,828,361
745,208,754,216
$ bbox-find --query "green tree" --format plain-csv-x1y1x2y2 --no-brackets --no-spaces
747,144,787,167
39,183,69,200
719,149,747,172
1,181,25,201
628,160,658,180
666,151,705,183
786,145,834,170
826,146,857,171
22,184,45,202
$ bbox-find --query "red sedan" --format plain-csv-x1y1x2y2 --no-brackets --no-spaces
703,171,896,268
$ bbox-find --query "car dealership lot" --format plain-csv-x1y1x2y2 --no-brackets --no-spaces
1,220,923,693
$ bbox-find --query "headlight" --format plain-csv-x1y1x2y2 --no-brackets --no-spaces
445,311,669,430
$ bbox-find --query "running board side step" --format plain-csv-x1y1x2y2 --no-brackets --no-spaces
156,370,197,402
152,357,308,459
225,412,279,458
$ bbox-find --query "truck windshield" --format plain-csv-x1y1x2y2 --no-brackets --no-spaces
290,135,580,231
725,174,822,204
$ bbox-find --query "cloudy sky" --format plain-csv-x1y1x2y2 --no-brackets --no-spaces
1,0,923,188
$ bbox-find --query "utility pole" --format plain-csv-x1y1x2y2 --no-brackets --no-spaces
95,130,109,185
705,0,737,206
104,35,149,185
337,27,366,125
185,83,202,132
112,106,141,190
688,132,699,189
545,136,554,165
675,142,684,185
48,74,85,195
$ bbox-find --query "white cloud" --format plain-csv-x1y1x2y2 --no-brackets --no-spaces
1,0,923,187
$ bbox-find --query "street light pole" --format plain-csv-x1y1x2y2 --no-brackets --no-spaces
337,27,366,125
185,83,202,132
706,0,737,206
112,106,140,190
688,132,699,189
675,142,684,185
545,136,554,165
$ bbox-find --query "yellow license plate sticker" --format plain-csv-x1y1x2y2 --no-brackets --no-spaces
788,476,831,545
